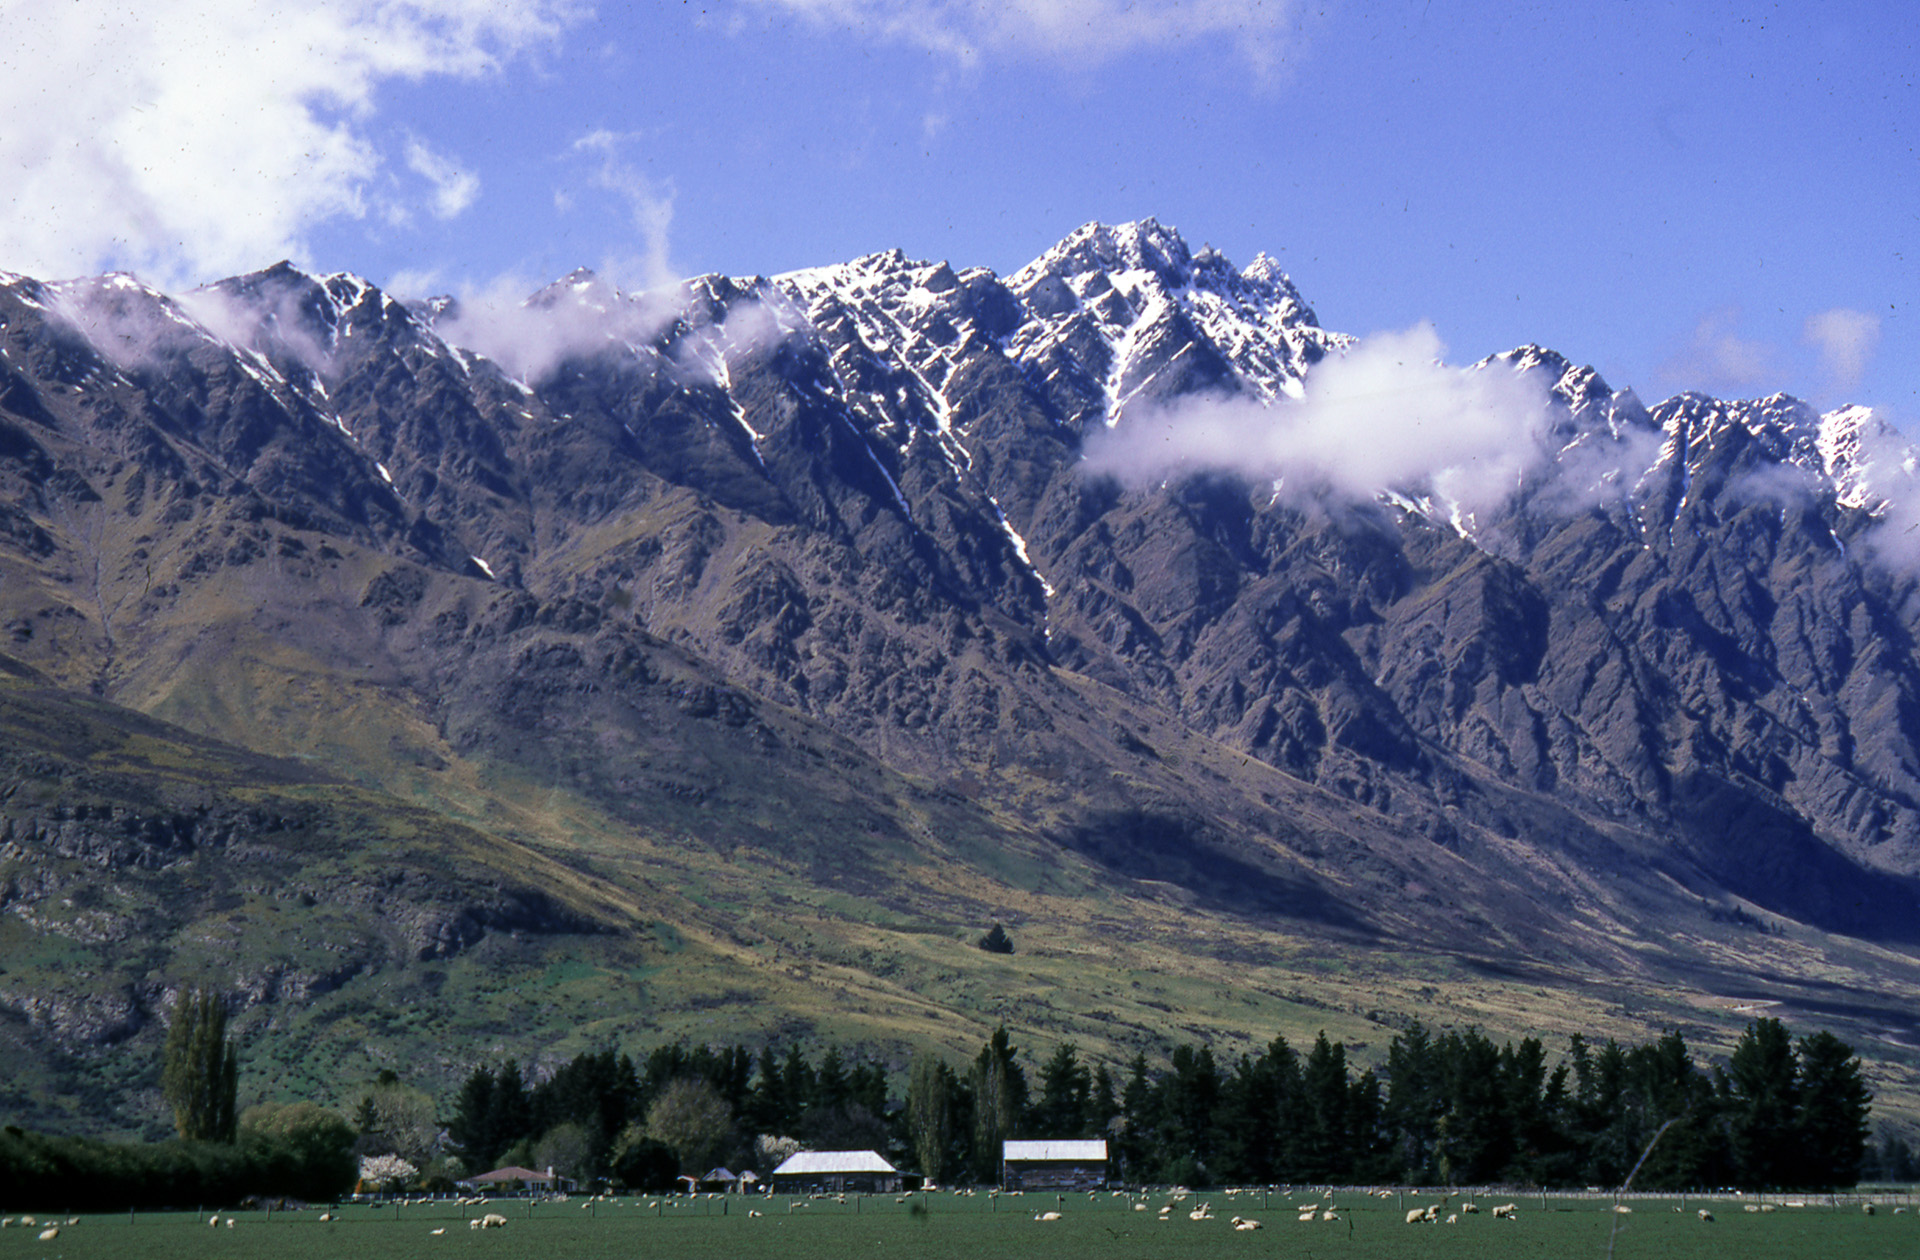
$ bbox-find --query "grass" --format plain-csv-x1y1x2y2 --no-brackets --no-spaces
20,1193,1920,1260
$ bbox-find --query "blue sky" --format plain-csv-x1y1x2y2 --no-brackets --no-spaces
3,0,1914,418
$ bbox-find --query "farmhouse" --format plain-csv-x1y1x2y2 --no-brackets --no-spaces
1001,1140,1109,1191
463,1165,574,1194
768,1150,900,1194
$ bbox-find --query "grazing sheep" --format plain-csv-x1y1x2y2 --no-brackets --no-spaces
1761,1204,1779,1214
225,1218,235,1229
1461,1202,1479,1214
1743,1204,1761,1213
1613,1204,1633,1214
1034,1211,1062,1221
1697,1210,1714,1222
1863,1204,1876,1216
37,1229,59,1243
747,1210,762,1218
1298,1212,1317,1223
209,1215,220,1227
1188,1205,1212,1221
1234,1218,1262,1231
1445,1213,1458,1225
23,1217,38,1227
482,1213,507,1228
1405,1208,1428,1225
319,1212,334,1222
1492,1203,1518,1219
1133,1203,1147,1212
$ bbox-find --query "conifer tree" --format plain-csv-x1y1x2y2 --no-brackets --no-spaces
1722,1018,1800,1189
161,984,237,1142
1793,1030,1871,1189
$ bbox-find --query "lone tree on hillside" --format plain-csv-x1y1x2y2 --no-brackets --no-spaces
162,984,238,1142
978,923,1014,954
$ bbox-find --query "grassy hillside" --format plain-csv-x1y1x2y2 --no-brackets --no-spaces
4,647,1917,1143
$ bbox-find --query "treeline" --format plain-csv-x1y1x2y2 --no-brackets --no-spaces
448,1042,893,1191
0,1015,1882,1208
1100,1019,1873,1191
0,1103,355,1211
447,1017,1875,1193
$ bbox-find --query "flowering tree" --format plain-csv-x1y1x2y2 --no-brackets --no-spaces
358,1153,418,1194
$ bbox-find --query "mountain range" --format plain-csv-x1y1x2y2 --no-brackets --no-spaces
2,218,1917,1139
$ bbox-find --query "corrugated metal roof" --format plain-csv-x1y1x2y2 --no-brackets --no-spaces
770,1150,897,1175
1003,1140,1109,1162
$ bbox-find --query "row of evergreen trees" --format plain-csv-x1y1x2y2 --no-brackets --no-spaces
446,1017,1876,1192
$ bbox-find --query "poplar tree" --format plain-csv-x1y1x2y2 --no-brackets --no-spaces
162,984,237,1142
969,1026,1025,1180
906,1053,954,1184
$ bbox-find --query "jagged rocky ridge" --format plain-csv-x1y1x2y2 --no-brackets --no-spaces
4,217,1920,1032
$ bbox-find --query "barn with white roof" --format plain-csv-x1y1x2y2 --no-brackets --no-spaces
768,1149,900,1194
1001,1139,1109,1191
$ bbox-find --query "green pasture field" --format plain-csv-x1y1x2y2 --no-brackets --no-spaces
11,1192,1920,1260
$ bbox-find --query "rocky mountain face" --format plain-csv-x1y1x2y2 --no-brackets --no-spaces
5,219,1920,1128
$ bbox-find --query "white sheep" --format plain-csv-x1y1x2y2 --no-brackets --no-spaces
37,1228,58,1243
482,1213,508,1228
1461,1202,1479,1213
1445,1213,1458,1225
208,1215,220,1227
1613,1204,1633,1214
1697,1209,1714,1221
1405,1208,1428,1225
1863,1203,1876,1216
430,1228,445,1235
1233,1218,1262,1231
1034,1211,1061,1221
1492,1203,1518,1219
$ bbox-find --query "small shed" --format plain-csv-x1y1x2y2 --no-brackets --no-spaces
769,1150,900,1195
1001,1140,1109,1191
699,1166,741,1193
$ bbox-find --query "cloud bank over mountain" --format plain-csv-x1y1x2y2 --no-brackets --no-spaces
1084,322,1555,517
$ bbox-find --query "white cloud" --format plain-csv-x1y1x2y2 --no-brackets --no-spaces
0,0,580,286
744,0,1310,72
1658,307,1781,398
564,130,679,292
1803,307,1880,397
1083,323,1557,518
406,139,482,220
